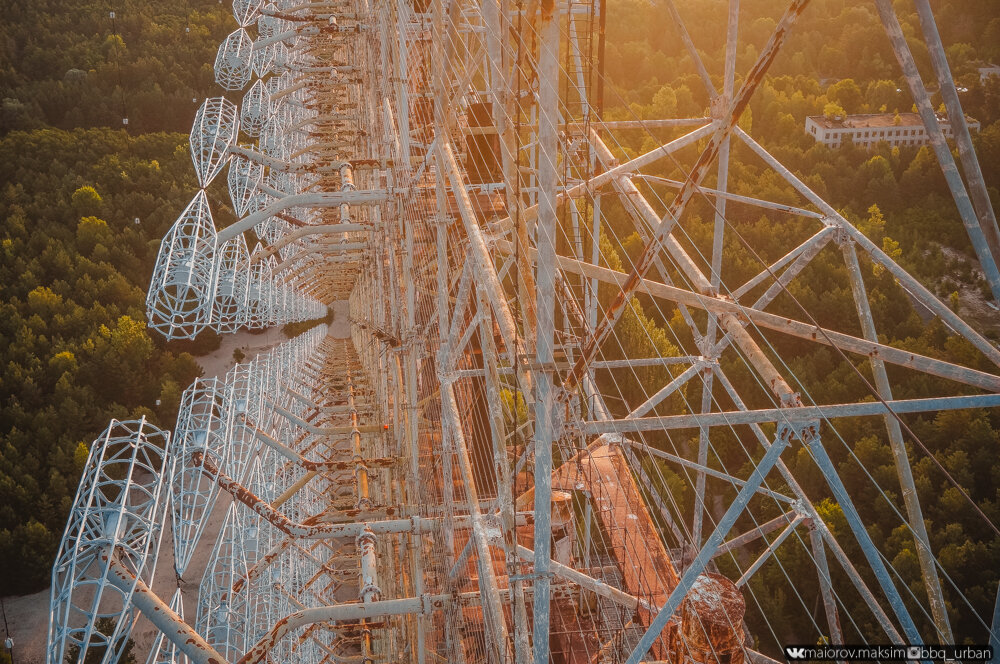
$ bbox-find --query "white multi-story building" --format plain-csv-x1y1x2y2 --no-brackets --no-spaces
979,64,1000,84
804,112,980,149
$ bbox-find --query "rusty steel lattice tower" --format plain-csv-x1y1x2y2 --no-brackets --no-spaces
49,0,1000,663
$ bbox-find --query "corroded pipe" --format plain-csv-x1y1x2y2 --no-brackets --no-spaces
191,452,446,538
104,554,228,664
236,595,451,664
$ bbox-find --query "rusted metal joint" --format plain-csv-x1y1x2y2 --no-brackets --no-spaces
357,527,382,603
776,419,818,445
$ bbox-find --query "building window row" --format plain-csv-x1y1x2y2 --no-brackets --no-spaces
806,114,979,151
855,127,928,139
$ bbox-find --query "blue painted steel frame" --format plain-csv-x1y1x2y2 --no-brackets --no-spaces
624,429,792,664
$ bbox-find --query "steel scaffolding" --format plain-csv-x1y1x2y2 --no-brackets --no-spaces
50,0,1000,662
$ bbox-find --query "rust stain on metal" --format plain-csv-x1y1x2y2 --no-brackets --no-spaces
675,573,747,664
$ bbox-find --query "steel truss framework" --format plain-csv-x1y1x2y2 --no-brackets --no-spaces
50,0,1000,663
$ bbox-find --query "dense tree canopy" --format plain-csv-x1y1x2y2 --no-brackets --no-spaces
0,0,230,594
0,0,231,134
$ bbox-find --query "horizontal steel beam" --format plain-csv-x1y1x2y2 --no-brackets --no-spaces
514,544,653,613
569,118,711,131
248,224,370,263
238,595,451,664
715,510,801,557
270,403,384,433
252,26,319,51
105,554,228,664
491,123,715,234
228,144,342,174
218,190,394,242
467,357,704,374
626,441,795,504
467,119,711,135
110,545,460,664
580,394,1000,434
492,239,1000,392
193,452,465,539
634,173,825,219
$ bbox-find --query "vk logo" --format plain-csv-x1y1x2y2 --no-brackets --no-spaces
785,647,809,660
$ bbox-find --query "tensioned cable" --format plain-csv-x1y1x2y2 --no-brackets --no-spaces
597,5,997,534
464,0,996,644
434,0,864,640
362,5,522,652
502,0,1000,555
225,0,984,652
324,11,832,660
430,7,860,656
536,3,999,643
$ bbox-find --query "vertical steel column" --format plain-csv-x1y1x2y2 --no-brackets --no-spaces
358,527,382,602
436,234,463,662
485,0,539,351
570,195,585,276
531,1,560,661
873,0,1000,301
585,124,609,416
563,0,810,394
807,523,844,645
380,198,404,664
913,0,1000,277
340,163,355,233
396,0,412,170
695,0,740,545
441,385,512,663
567,18,590,115
693,372,713,546
429,9,463,657
377,1,398,160
803,433,924,646
349,370,373,511
402,153,428,664
483,0,512,193
477,283,531,662
841,240,952,642
431,0,457,565
587,188,602,331
529,105,538,208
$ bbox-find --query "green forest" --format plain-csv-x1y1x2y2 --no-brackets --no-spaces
0,0,998,655
0,0,233,594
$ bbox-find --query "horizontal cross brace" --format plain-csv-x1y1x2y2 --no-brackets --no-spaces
580,394,1000,434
